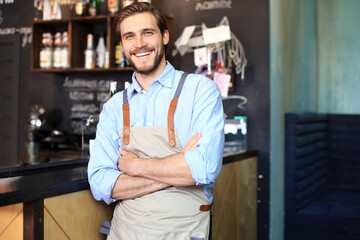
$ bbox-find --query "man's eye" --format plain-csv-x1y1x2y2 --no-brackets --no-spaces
145,31,153,35
125,35,133,40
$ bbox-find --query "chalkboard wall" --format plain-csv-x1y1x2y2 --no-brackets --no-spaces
155,2,270,238
0,0,269,239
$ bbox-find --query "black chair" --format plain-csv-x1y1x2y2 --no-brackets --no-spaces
284,113,360,240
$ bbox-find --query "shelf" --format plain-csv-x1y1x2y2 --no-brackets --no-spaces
31,67,133,73
31,14,173,73
71,15,108,23
32,18,69,26
33,15,109,25
31,15,118,72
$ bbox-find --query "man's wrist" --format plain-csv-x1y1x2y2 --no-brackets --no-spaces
132,158,146,177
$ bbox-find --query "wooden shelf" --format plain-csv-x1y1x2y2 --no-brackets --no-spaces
71,15,108,23
31,15,122,73
31,67,133,73
31,14,173,73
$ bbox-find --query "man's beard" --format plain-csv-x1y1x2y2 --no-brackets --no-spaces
126,46,165,75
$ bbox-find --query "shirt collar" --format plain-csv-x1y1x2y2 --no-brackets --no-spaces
126,61,176,98
156,61,175,88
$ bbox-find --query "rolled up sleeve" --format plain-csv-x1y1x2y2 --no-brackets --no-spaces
184,78,225,187
87,98,123,205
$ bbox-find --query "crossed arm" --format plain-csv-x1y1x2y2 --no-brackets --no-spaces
111,133,202,200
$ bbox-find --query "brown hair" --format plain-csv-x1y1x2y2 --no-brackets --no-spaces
113,2,168,42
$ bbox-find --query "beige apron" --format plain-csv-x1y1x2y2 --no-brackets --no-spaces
107,73,211,240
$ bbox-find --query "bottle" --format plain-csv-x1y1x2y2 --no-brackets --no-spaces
84,34,95,69
108,0,119,15
43,0,51,20
104,50,110,69
109,81,117,99
39,33,47,68
51,0,62,20
96,34,106,68
40,33,53,69
53,32,62,68
75,0,87,17
60,31,69,68
122,0,135,7
34,1,43,21
115,42,125,68
88,0,100,17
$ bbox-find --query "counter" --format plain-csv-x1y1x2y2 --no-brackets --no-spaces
0,150,257,207
0,159,88,207
0,150,257,240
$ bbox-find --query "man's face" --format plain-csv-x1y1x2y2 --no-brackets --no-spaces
120,12,169,75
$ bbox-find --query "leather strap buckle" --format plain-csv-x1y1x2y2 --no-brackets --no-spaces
199,204,212,211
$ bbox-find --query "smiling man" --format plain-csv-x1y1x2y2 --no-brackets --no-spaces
87,2,225,240
121,11,166,76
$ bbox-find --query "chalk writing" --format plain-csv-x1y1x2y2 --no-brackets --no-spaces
0,27,31,47
195,1,232,11
184,0,232,11
71,103,99,113
69,112,92,120
63,76,111,91
34,0,105,8
0,0,15,5
69,91,95,101
97,92,110,102
63,76,114,134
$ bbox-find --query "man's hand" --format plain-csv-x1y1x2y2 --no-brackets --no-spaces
181,133,202,152
118,148,140,176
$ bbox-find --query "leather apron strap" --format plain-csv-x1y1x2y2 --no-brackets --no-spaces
122,72,189,146
168,72,188,146
122,88,130,145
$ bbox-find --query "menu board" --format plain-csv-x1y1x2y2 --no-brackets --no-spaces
61,76,114,135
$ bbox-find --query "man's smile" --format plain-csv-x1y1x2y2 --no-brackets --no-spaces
134,51,152,57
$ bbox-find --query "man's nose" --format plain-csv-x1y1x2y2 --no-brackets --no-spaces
135,36,146,48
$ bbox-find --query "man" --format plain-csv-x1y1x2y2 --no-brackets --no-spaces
88,2,224,239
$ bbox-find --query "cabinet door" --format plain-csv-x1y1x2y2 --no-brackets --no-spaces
212,157,257,240
44,190,114,240
0,203,23,240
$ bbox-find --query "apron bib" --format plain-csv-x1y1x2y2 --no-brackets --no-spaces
107,73,211,240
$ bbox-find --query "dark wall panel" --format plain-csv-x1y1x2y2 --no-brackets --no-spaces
0,35,19,167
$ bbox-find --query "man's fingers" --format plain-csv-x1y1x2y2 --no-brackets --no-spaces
184,133,201,151
119,148,127,155
181,133,202,152
188,133,201,147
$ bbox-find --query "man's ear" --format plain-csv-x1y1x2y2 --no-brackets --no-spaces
162,30,170,45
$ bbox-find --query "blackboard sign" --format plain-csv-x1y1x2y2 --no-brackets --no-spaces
52,71,132,135
62,76,112,134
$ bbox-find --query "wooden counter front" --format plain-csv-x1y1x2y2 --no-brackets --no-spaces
212,155,257,240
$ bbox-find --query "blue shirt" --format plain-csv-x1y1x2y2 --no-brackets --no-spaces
88,62,225,205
